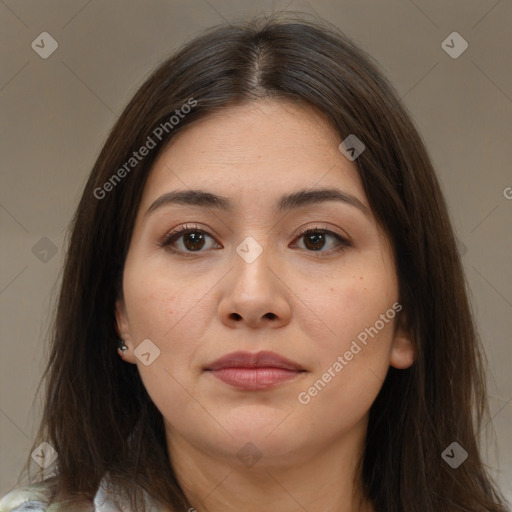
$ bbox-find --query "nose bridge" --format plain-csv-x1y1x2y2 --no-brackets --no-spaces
218,233,292,328
232,234,274,293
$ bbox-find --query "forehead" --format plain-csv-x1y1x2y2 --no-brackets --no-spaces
139,99,366,210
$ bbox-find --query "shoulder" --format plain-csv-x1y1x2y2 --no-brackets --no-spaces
93,478,164,511
1,478,164,512
0,483,53,512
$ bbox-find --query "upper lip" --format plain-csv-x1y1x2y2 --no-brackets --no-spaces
205,351,305,371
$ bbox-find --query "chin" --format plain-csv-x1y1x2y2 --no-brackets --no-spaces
218,417,312,464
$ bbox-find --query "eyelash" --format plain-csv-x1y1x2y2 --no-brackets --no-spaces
160,223,352,256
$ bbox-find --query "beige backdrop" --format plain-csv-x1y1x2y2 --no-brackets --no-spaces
1,0,511,503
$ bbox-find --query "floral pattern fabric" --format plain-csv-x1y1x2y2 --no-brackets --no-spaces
0,479,162,512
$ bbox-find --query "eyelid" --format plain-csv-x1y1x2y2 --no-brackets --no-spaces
294,224,351,244
160,223,352,254
292,225,352,253
161,223,218,247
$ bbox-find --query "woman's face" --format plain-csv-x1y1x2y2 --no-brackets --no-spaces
116,99,414,468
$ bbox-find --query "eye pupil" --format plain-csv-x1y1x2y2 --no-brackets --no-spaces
184,232,205,251
166,228,345,254
304,233,325,251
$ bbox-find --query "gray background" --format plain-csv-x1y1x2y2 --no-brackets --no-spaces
1,0,511,503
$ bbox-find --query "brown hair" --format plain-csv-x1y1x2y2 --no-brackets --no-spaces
22,13,508,512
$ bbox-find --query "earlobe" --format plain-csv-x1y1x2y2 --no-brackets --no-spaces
389,329,416,370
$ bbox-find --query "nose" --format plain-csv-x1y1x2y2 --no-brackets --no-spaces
217,243,292,330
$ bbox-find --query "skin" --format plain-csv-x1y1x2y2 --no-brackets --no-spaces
115,99,415,512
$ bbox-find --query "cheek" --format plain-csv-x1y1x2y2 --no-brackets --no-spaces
122,261,222,398
295,268,399,425
122,268,213,421
296,302,399,433
307,268,398,354
123,260,210,343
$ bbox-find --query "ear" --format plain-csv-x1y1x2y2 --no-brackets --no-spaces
115,297,137,364
115,297,130,340
389,325,415,370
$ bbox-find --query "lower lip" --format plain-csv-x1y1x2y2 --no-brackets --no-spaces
208,367,302,390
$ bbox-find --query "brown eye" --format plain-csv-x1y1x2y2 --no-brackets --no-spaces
303,232,327,251
294,228,351,253
161,225,219,253
181,232,207,251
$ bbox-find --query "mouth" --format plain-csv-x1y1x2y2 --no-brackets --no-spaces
204,351,306,390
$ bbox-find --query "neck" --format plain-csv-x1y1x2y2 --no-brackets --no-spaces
166,419,374,512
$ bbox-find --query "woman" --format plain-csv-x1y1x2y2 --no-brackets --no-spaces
1,14,508,512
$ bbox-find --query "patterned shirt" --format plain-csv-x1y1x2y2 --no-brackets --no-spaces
0,479,164,512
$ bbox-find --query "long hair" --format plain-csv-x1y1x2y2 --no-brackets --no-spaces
22,14,508,512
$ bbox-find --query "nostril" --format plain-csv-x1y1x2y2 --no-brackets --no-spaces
264,312,277,320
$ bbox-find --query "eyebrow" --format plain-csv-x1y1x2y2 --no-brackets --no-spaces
145,187,370,217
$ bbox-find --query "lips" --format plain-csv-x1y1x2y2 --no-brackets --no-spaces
205,351,306,390
205,350,304,372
